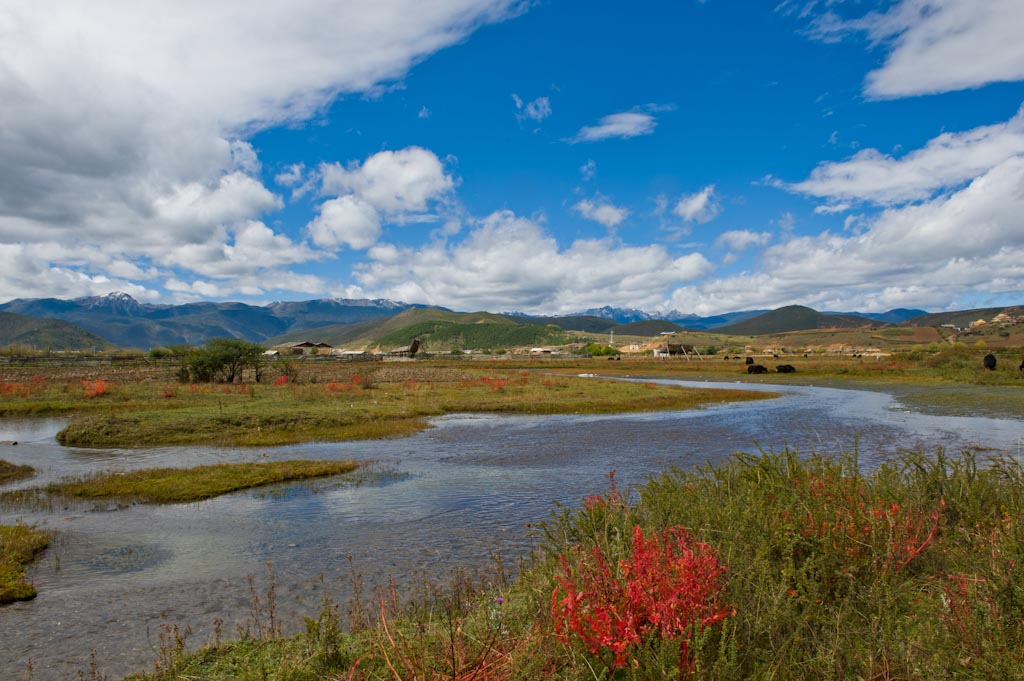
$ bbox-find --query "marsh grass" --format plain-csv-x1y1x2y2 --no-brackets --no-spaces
128,448,1024,680
0,523,51,603
0,459,34,485
29,459,361,505
49,370,770,448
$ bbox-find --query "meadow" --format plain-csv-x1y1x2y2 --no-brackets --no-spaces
0,362,770,447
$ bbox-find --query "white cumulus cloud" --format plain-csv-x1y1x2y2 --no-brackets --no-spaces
674,185,722,224
513,94,552,122
356,210,713,313
810,0,1024,98
569,112,657,143
310,147,457,251
308,196,383,250
319,147,456,215
716,230,772,252
0,0,521,301
573,197,629,229
672,156,1024,314
790,105,1024,205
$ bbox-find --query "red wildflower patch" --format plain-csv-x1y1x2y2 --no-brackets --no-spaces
83,379,108,398
552,524,731,672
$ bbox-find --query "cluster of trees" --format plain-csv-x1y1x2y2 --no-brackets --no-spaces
584,343,620,357
154,338,266,383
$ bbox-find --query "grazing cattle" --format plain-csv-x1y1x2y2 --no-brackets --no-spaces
776,364,796,373
983,353,997,370
747,364,768,374
745,357,754,365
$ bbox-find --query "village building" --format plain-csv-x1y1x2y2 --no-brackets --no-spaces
271,341,334,355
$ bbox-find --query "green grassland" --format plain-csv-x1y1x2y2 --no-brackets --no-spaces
35,459,361,504
0,365,770,448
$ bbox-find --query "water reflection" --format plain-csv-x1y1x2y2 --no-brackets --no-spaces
1,379,1022,678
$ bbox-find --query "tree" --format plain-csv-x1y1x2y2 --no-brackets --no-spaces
178,338,265,383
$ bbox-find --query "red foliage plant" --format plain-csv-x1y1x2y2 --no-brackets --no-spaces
83,379,108,398
792,473,943,574
552,524,731,673
324,381,352,395
274,375,290,386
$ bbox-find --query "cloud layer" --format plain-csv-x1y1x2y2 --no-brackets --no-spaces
357,211,713,314
0,0,519,300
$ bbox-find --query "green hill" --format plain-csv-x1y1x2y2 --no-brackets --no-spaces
902,306,1023,328
510,314,618,333
615,320,685,336
267,308,520,349
0,311,116,351
375,320,574,352
717,305,876,336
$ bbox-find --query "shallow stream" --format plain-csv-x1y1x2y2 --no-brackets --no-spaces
1,377,1022,679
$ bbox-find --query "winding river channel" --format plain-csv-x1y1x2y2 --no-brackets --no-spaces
1,377,1022,679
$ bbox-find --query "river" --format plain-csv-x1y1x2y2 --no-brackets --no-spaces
1,377,1022,679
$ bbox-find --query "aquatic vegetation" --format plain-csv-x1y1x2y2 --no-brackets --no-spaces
0,523,50,604
0,459,33,485
32,459,361,504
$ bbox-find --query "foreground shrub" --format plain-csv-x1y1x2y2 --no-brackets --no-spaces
552,524,730,673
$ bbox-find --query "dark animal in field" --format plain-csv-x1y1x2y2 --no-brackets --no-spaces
745,357,754,365
776,364,796,373
1020,358,1024,372
983,353,997,370
747,364,768,374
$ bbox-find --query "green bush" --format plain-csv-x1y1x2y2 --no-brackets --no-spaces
177,338,265,383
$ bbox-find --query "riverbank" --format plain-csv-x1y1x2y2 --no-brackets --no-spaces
127,448,1024,680
0,523,50,604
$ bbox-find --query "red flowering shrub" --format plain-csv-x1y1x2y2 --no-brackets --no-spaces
83,379,108,398
481,376,507,390
0,381,30,397
274,375,290,386
791,473,942,576
350,373,373,389
552,524,731,673
324,381,352,395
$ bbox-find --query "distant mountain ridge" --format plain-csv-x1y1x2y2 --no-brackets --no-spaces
0,310,115,351
519,307,769,330
0,293,1017,350
0,293,428,349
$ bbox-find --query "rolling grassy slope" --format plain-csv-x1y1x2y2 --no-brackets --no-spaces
267,308,521,349
0,311,116,351
716,305,876,335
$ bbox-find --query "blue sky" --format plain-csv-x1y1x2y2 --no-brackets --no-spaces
1,0,1022,315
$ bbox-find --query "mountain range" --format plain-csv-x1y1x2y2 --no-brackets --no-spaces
0,292,1012,352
